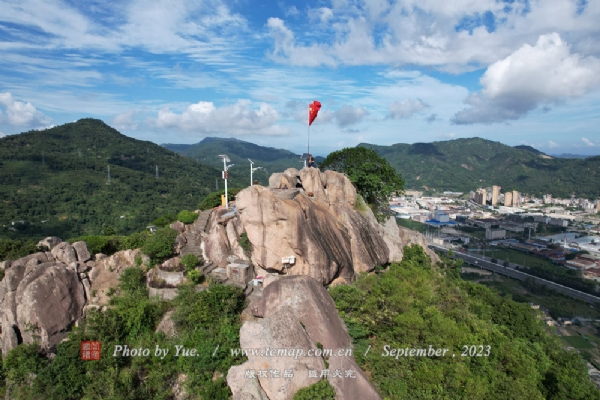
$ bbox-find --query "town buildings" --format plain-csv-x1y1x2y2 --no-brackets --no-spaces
491,185,500,206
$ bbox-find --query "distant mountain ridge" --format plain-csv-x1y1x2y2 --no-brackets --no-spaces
0,119,243,240
552,153,594,159
359,138,600,198
162,137,325,184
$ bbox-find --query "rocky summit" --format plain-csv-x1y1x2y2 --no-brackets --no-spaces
204,167,437,284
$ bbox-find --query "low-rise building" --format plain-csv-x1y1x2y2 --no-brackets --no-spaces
486,228,506,240
499,223,525,233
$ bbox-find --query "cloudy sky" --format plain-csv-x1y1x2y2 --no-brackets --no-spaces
1,0,599,156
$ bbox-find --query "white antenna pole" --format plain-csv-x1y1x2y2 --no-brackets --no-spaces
224,158,228,208
156,165,158,179
249,159,254,186
107,165,111,184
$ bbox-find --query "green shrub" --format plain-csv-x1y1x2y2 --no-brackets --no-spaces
293,379,336,400
239,232,252,257
187,269,203,284
181,254,200,271
198,188,243,210
123,231,149,250
141,228,178,260
152,214,176,227
0,238,39,261
177,210,198,224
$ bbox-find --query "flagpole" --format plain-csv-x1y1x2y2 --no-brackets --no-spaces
307,104,310,157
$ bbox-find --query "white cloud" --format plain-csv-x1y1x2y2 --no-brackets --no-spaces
0,92,52,127
266,1,600,71
154,100,291,136
266,18,337,67
309,7,334,23
548,140,559,148
388,99,429,119
111,110,139,131
0,132,5,138
436,133,456,139
333,104,368,127
280,3,299,17
582,137,596,147
453,33,600,124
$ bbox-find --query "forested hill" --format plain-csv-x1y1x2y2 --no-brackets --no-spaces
162,137,325,185
0,119,242,240
359,138,600,198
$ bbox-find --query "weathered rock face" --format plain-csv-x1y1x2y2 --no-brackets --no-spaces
380,218,440,264
0,260,85,355
236,186,355,283
36,236,62,251
203,167,434,283
227,308,325,400
232,168,389,283
89,249,146,306
170,221,185,234
230,276,381,400
51,242,78,265
72,241,91,263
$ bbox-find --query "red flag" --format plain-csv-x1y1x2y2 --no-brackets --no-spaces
308,100,321,126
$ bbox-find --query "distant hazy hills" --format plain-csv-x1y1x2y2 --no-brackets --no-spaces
0,119,242,240
360,138,600,198
163,137,600,198
162,138,325,185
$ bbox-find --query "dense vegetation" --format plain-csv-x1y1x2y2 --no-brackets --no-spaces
0,269,246,399
162,137,325,187
320,147,405,206
0,119,245,241
360,138,600,198
330,245,599,399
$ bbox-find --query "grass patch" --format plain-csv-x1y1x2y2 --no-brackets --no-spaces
563,336,594,349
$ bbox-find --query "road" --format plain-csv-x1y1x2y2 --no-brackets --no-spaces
429,243,600,305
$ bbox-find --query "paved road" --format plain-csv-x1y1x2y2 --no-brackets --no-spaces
429,244,600,305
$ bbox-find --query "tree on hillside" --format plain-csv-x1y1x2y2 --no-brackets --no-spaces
320,147,405,206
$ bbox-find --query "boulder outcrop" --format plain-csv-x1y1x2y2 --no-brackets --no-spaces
380,218,440,264
229,276,381,400
0,242,97,356
89,249,147,306
0,261,85,355
36,236,62,251
202,167,436,284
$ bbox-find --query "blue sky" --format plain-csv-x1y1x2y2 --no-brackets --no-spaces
1,0,599,156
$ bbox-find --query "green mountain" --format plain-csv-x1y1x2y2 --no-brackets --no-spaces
359,138,600,198
0,119,244,240
162,137,325,185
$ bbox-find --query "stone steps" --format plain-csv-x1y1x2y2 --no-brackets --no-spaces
179,210,213,261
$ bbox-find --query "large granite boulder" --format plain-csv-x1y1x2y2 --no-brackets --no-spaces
227,308,325,400
51,242,78,265
36,236,62,251
89,249,146,305
204,209,233,268
8,252,50,268
72,241,91,262
236,186,355,284
204,168,434,282
0,261,85,356
232,276,381,400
